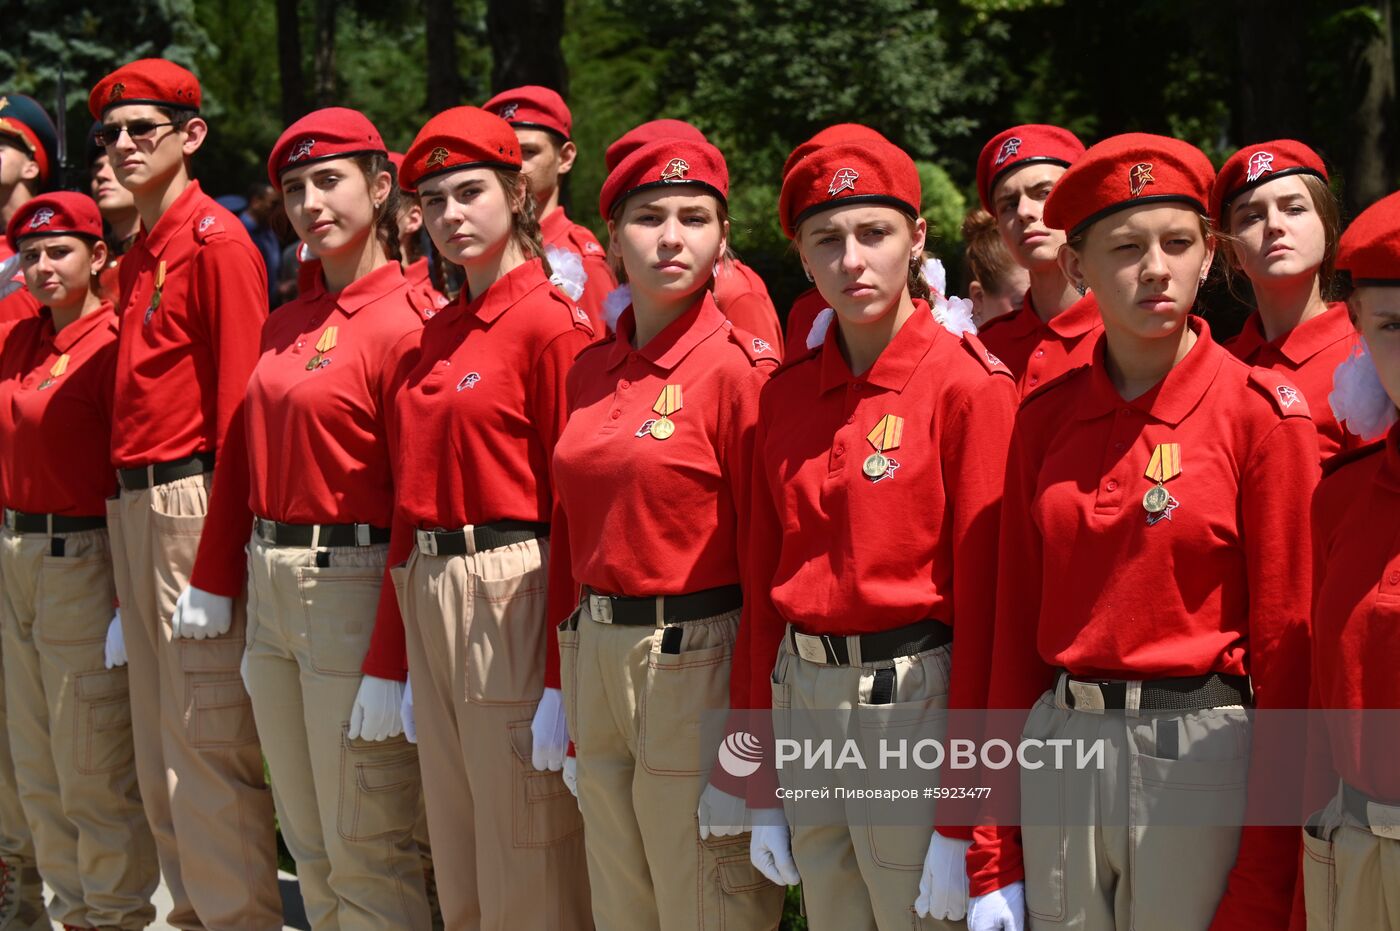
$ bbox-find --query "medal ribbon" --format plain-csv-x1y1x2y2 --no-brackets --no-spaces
1145,443,1182,484
652,384,683,418
155,260,166,291
49,354,69,379
315,326,338,353
866,414,904,453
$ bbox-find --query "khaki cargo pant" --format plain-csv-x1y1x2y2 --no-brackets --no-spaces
106,474,282,930
0,571,39,927
1300,783,1400,929
560,599,784,931
0,527,157,929
244,535,430,930
769,632,960,931
1018,674,1249,930
394,534,590,931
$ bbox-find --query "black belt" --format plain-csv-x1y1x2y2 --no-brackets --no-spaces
584,584,742,626
1062,671,1252,711
2,509,106,534
790,618,951,666
1342,782,1400,830
255,517,390,548
117,452,215,491
414,520,548,557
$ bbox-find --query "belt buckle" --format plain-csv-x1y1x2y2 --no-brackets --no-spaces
1367,801,1400,840
588,594,614,624
416,530,438,556
256,518,274,543
355,524,371,547
792,632,828,665
1067,679,1107,713
2,510,14,533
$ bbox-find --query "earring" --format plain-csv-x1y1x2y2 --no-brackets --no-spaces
804,269,814,283
1075,281,1087,297
713,261,720,279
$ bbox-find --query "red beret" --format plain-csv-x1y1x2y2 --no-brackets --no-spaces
1338,190,1400,285
976,124,1085,214
605,120,708,173
483,85,571,140
1210,140,1328,223
89,58,201,119
1043,133,1215,239
399,107,521,191
0,94,58,184
7,192,103,252
599,139,727,220
778,139,920,239
267,108,385,189
781,124,889,181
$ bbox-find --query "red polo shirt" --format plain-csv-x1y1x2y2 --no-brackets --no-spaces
404,257,448,316
714,259,782,350
977,291,1103,393
540,205,615,333
362,257,593,679
968,320,1318,930
0,304,118,516
1224,303,1359,459
738,303,1017,720
547,292,778,688
783,287,826,360
116,182,268,597
0,289,39,326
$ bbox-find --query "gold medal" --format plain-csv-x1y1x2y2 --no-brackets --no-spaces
863,414,904,481
649,384,683,440
144,261,167,325
37,353,68,391
1142,443,1182,518
306,325,339,370
1143,484,1169,513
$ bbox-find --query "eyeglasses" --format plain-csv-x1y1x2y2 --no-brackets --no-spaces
93,120,178,147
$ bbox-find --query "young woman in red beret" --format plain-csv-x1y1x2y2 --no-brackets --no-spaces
975,125,1101,395
739,136,1018,930
0,192,157,930
1211,141,1357,459
196,107,433,927
364,105,592,930
545,137,785,931
967,134,1317,931
1293,189,1400,930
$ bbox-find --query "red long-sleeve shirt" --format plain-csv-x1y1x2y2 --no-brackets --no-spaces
546,292,778,688
968,320,1318,931
0,305,118,515
1224,303,1359,460
361,258,593,679
540,206,615,334
977,291,1103,394
114,182,268,597
713,259,782,350
783,287,826,360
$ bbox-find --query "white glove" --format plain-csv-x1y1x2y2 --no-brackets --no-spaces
104,611,127,669
916,833,971,920
562,755,578,797
531,687,568,771
401,679,416,744
348,675,405,742
698,782,749,840
749,812,800,886
171,586,233,640
968,881,1027,931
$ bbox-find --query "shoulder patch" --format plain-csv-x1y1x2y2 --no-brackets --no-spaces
193,213,228,243
961,332,1013,378
1247,368,1311,419
546,286,594,338
725,322,780,368
1321,438,1385,478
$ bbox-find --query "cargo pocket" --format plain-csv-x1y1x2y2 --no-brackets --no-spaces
507,719,583,847
38,550,115,646
466,547,548,704
640,634,733,778
297,565,383,676
149,481,210,622
698,831,784,930
1300,803,1339,931
557,608,581,746
74,668,134,775
337,725,420,842
181,634,258,749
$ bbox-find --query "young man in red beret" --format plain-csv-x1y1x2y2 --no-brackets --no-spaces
89,58,281,929
975,124,1101,394
485,85,616,330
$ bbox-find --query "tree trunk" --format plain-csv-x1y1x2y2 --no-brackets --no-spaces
486,0,568,94
1344,0,1396,212
276,0,307,123
425,0,462,113
1233,0,1307,141
312,0,338,108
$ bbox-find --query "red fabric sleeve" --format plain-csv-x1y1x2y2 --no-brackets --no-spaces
934,374,1017,839
188,239,268,596
576,252,617,333
1208,417,1318,931
722,291,783,351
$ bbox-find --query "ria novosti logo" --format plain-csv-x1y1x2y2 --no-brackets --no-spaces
717,732,764,778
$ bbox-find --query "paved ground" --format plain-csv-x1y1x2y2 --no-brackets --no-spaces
48,872,310,930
